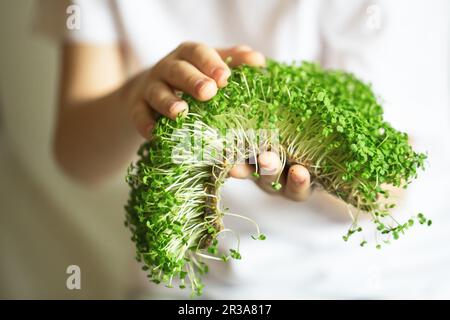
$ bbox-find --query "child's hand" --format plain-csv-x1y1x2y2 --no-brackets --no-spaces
127,42,265,139
127,42,310,201
229,151,311,202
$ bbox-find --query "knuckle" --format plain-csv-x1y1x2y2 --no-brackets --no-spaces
152,56,171,76
184,42,208,60
176,41,193,52
146,84,159,104
178,41,198,55
191,43,207,56
166,60,185,80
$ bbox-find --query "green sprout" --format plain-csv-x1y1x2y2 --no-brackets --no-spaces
125,60,428,296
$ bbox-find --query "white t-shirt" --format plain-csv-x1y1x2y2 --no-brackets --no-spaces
33,0,450,299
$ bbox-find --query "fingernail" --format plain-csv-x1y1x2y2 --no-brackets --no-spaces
252,52,266,66
195,79,208,93
291,174,306,185
211,67,231,86
195,79,217,98
260,163,277,175
169,101,188,115
261,168,277,175
234,45,252,52
258,154,278,174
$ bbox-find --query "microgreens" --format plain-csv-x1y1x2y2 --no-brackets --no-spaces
125,60,428,296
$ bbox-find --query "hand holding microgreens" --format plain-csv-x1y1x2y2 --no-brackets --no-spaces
125,60,429,296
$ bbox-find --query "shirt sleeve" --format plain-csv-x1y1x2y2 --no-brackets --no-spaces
32,0,121,44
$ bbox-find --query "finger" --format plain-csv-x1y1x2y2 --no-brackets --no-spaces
217,45,266,67
130,100,157,140
160,59,217,101
227,50,266,68
217,44,253,54
177,42,231,87
229,163,253,179
216,45,252,61
257,151,284,193
284,164,311,201
145,80,188,120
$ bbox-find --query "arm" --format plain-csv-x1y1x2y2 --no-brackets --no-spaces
54,42,312,201
54,43,140,184
54,42,265,184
